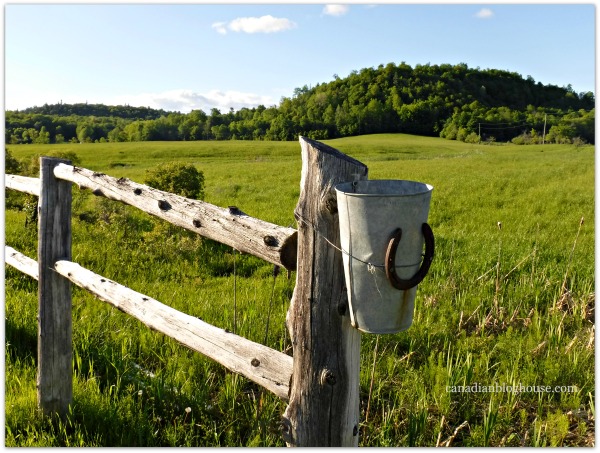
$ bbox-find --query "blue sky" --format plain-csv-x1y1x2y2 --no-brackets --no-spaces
4,3,596,113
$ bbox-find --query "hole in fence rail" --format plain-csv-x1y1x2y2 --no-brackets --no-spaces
228,206,245,216
157,200,171,211
264,235,278,246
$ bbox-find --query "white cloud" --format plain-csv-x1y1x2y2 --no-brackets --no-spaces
212,15,296,35
475,8,494,19
323,4,349,16
211,22,228,35
109,89,278,114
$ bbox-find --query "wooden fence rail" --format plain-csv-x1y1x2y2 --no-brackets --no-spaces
5,137,368,446
6,246,38,279
6,166,298,270
5,174,40,196
5,246,292,400
53,164,298,270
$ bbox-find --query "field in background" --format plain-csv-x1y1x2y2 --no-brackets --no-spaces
5,134,595,446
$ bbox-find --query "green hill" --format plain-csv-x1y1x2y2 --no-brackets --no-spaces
5,62,595,145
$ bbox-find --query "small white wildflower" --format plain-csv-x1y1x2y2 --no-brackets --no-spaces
185,407,191,414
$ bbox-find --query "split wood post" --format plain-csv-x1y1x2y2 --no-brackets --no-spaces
37,157,73,418
282,137,368,447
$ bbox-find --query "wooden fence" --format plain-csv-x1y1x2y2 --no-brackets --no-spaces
5,137,368,447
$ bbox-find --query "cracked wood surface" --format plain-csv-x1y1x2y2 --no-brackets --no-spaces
53,164,298,270
37,157,73,418
53,259,293,400
282,137,367,446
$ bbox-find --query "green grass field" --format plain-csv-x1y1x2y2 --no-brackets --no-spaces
5,134,595,446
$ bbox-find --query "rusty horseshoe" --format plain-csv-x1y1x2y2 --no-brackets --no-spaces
384,223,434,290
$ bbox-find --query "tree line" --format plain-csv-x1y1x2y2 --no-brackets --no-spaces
5,62,595,145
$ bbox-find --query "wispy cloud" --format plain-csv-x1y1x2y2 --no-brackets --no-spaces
323,4,349,16
211,22,228,35
475,8,494,19
109,89,278,113
212,15,297,35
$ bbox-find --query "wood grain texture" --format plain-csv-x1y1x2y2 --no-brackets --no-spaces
53,164,298,270
282,137,368,446
5,246,38,280
5,174,40,196
53,260,293,400
37,157,72,418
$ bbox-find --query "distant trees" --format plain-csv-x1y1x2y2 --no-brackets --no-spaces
440,103,595,144
18,102,169,120
5,63,595,145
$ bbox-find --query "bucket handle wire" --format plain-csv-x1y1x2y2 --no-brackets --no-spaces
385,223,435,290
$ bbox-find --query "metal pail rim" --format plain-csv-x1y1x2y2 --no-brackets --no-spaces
335,179,433,198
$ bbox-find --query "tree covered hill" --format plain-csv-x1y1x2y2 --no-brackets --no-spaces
19,102,169,120
5,62,595,145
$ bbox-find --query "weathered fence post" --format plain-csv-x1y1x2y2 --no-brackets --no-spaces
37,157,72,418
282,137,368,446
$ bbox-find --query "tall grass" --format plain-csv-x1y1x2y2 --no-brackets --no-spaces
5,134,594,446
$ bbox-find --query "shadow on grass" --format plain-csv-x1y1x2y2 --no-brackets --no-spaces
5,318,37,364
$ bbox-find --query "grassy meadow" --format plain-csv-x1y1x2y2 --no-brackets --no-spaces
4,134,595,446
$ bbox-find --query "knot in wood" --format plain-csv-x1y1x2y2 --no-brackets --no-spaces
337,301,348,316
320,368,337,386
263,235,278,246
133,188,142,195
158,199,171,211
324,196,338,215
192,219,202,228
251,358,260,367
280,417,293,443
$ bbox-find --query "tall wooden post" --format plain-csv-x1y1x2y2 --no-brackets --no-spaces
282,137,368,446
37,157,72,418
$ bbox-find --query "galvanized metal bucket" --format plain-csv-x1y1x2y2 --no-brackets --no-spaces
335,180,434,334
